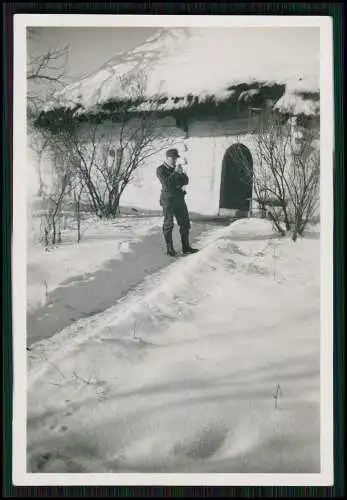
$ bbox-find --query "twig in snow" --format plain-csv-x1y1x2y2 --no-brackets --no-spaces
196,355,206,361
73,370,93,385
47,361,67,381
273,383,283,409
48,381,64,387
272,244,280,281
132,320,139,340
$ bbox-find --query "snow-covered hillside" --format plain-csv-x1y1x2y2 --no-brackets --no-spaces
26,219,322,477
49,27,320,112
27,216,162,312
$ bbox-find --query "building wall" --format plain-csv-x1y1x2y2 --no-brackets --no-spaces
186,119,258,215
29,115,261,216
73,116,186,211
118,116,259,216
30,114,320,220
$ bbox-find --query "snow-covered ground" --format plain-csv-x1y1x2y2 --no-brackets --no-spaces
26,219,321,477
27,215,162,312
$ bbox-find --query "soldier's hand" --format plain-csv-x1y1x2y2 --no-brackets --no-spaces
175,164,183,174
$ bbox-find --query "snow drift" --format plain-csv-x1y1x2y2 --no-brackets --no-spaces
27,216,162,312
27,219,321,476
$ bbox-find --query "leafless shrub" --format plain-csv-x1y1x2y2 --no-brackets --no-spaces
36,70,176,220
235,112,320,241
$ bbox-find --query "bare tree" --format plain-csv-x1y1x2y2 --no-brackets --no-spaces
38,134,78,246
40,172,69,247
27,27,69,116
235,112,320,240
288,127,320,240
27,27,70,208
252,113,293,232
38,70,177,219
27,128,50,197
71,174,85,243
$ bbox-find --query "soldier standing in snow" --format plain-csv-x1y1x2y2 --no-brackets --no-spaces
156,148,199,257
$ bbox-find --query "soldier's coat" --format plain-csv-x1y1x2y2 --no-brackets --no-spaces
156,163,191,243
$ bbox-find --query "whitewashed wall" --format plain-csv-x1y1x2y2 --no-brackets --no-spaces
27,116,257,216
118,117,258,216
77,116,186,211
183,119,258,215
28,114,320,219
27,128,62,202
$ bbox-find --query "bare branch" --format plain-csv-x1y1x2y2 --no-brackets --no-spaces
32,68,178,220
27,29,69,115
236,111,319,240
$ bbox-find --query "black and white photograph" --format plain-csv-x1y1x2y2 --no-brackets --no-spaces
12,14,334,486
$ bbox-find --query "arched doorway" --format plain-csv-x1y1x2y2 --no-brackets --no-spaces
219,144,253,213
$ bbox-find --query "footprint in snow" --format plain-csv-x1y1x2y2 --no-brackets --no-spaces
49,423,69,433
173,423,228,461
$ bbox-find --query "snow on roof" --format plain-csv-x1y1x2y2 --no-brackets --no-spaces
43,27,320,117
274,92,320,116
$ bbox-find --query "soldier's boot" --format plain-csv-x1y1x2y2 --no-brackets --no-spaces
166,242,178,257
164,232,178,257
181,230,199,254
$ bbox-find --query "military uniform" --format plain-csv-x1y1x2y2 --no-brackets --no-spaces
156,149,198,255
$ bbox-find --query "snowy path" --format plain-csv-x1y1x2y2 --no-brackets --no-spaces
26,219,321,477
27,220,227,346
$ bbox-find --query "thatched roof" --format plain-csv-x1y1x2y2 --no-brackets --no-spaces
35,27,320,129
